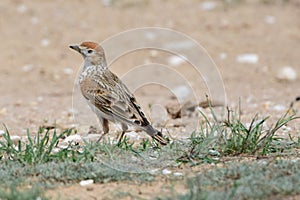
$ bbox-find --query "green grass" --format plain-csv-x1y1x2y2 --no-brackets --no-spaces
0,183,47,200
0,126,82,164
159,160,300,200
177,105,299,165
0,103,299,199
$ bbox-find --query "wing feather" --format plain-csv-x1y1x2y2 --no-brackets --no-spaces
80,72,150,128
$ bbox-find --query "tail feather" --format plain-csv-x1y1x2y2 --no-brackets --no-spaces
144,124,169,145
152,131,169,145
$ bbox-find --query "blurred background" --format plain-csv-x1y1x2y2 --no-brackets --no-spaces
0,0,299,134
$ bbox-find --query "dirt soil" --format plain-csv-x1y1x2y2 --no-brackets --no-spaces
0,0,300,199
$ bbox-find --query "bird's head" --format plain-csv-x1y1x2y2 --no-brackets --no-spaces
69,41,107,67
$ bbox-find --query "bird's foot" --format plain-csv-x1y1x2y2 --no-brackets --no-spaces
96,132,108,143
117,131,126,145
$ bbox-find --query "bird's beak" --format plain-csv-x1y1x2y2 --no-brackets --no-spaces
69,45,81,53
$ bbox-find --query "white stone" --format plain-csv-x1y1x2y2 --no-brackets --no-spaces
57,142,69,149
64,135,82,143
272,104,286,112
17,4,27,13
167,55,186,66
79,179,94,186
37,96,43,102
276,66,297,81
282,125,292,132
219,53,227,60
102,0,112,6
200,1,217,10
162,169,172,175
63,68,73,75
0,130,5,136
52,147,61,153
264,15,276,24
208,149,220,156
30,17,39,25
10,136,21,145
173,172,183,176
236,54,259,64
40,39,50,47
22,64,34,72
172,85,191,102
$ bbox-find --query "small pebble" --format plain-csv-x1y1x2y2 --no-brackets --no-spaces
236,54,259,64
102,0,113,6
79,179,94,186
167,55,186,66
64,135,82,143
22,64,34,72
282,125,292,132
200,1,217,10
276,66,297,81
58,142,69,149
63,68,73,75
30,17,39,25
40,39,50,47
17,4,27,13
272,104,286,112
219,53,227,60
0,130,5,136
37,96,43,102
172,85,191,102
264,15,276,24
162,169,172,175
208,149,220,156
173,172,183,176
51,148,61,153
10,136,21,145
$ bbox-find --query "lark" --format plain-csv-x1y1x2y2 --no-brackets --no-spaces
70,41,168,145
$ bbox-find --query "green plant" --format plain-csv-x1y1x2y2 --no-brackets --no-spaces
0,126,92,164
0,182,47,200
178,104,299,165
223,107,299,155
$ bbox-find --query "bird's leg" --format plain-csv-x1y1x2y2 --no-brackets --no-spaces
97,118,109,143
117,123,128,144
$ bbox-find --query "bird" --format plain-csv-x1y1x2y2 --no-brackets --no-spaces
69,41,168,145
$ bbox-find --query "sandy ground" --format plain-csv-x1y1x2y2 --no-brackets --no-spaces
0,0,300,199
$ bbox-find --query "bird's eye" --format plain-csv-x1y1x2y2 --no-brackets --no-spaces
87,50,93,54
